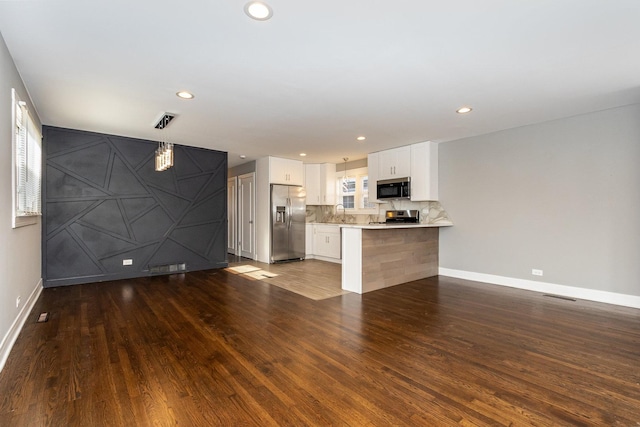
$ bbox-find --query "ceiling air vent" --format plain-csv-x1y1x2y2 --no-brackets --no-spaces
154,113,176,129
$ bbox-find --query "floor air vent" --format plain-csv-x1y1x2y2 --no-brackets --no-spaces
150,263,186,274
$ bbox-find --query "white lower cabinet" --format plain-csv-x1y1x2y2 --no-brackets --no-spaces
306,224,341,263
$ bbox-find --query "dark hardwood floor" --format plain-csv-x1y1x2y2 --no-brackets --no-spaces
1,266,639,426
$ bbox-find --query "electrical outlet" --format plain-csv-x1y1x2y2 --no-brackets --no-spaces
16,296,21,308
532,269,543,276
122,259,133,266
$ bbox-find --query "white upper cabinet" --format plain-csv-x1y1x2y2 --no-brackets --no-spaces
304,163,336,205
368,141,438,202
410,141,438,201
269,157,304,185
377,146,411,180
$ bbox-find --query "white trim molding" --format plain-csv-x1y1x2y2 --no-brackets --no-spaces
0,279,43,373
439,268,640,310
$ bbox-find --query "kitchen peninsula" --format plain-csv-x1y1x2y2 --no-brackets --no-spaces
340,223,452,294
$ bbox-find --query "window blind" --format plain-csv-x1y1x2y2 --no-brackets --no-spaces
12,88,42,226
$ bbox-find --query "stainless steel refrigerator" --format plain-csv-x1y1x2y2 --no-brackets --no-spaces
271,184,306,263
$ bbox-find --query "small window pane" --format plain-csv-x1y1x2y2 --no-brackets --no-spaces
342,195,355,208
342,177,356,194
360,176,376,209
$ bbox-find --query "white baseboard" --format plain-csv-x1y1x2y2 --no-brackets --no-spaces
0,278,43,373
307,255,342,264
438,268,640,310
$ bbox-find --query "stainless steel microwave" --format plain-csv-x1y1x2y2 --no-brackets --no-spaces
376,177,410,200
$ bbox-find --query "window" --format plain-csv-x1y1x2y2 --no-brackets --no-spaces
336,167,378,214
12,89,42,228
341,176,356,208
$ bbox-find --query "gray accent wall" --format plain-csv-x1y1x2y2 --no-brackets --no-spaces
43,126,228,287
439,104,640,296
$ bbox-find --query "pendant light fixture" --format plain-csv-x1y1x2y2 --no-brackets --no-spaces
342,157,349,198
154,113,175,172
155,141,174,172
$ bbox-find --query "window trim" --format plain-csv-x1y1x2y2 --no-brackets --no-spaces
12,88,42,228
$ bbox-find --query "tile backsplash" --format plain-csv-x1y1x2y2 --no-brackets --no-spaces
306,200,452,225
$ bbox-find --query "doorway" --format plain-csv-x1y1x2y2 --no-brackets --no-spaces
238,173,256,259
227,177,238,255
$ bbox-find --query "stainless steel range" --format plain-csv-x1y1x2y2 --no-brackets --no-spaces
385,210,419,224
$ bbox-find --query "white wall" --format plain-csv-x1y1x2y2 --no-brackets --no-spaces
439,104,640,303
0,32,43,371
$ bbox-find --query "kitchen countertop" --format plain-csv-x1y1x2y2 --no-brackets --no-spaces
338,222,452,229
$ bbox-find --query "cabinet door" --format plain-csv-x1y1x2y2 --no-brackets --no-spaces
315,232,341,259
319,163,336,205
304,164,322,204
288,161,304,185
305,224,314,256
378,146,411,179
377,150,396,180
269,157,289,184
326,233,341,259
410,141,439,201
269,157,303,185
313,225,341,259
393,146,411,177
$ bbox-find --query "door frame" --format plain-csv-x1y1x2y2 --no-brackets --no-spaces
227,176,238,255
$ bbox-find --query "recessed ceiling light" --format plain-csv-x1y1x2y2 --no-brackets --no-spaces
299,153,307,157
456,106,472,114
176,91,194,100
240,155,247,159
244,1,272,20
356,136,366,141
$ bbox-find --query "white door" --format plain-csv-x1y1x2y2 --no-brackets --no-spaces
239,173,256,259
227,177,237,255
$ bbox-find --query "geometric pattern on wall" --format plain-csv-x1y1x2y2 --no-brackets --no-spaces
43,126,228,287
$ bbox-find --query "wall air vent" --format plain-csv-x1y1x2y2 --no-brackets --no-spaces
154,113,176,129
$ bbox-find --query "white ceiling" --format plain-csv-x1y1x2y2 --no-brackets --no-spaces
1,1,639,167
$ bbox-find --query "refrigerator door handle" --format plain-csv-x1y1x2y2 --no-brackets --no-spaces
287,197,292,229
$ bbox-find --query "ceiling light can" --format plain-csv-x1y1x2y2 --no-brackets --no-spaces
456,106,472,114
244,1,272,21
176,91,194,100
356,136,366,141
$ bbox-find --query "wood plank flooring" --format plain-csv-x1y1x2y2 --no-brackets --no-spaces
226,259,349,300
1,265,639,426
